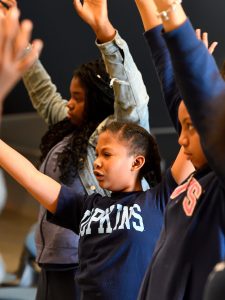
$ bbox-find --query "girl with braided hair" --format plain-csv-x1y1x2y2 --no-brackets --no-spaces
39,59,115,186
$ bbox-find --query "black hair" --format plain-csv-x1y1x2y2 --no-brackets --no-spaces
40,58,114,184
100,121,162,187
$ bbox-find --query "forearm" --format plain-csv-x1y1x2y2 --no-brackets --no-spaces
92,18,116,43
23,60,67,125
96,32,149,130
0,139,60,213
144,26,181,131
135,0,161,31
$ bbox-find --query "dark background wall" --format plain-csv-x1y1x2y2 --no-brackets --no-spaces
3,0,225,166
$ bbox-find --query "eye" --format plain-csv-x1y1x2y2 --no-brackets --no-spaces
75,98,83,103
103,152,111,157
71,93,83,103
187,123,194,131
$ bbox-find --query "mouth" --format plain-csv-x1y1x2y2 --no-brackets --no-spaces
184,151,192,159
67,112,72,119
93,170,104,181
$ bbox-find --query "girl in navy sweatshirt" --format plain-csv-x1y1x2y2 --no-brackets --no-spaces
135,0,225,300
0,119,194,300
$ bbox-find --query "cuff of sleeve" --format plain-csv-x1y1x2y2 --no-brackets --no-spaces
163,19,199,57
144,25,166,52
95,30,127,54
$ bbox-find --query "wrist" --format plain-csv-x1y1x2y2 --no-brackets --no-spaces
94,22,116,43
155,0,187,32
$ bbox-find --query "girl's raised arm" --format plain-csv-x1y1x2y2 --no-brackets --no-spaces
135,0,194,184
0,140,60,213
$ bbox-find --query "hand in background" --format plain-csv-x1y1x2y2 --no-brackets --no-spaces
195,29,218,55
0,0,17,15
0,7,43,119
73,0,115,43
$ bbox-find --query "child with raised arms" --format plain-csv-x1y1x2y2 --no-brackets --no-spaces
134,0,225,299
0,119,193,300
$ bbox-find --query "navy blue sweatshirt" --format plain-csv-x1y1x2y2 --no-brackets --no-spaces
138,22,225,300
48,170,176,300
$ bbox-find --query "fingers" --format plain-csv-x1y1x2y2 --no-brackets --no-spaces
202,32,209,49
196,29,208,48
7,0,17,8
0,1,43,103
14,19,33,60
195,28,218,55
208,42,218,55
0,7,19,64
195,28,201,40
17,39,43,73
0,0,16,15
73,0,83,15
0,6,43,88
0,0,10,12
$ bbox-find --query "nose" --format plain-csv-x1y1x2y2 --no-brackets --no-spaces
94,156,102,169
178,131,189,147
67,98,75,110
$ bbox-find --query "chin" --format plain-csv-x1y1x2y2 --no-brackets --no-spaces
69,118,77,125
99,182,112,192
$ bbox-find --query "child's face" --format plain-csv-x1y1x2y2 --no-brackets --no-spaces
93,131,137,192
66,76,86,126
178,101,207,169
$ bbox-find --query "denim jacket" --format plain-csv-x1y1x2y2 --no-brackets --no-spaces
23,31,150,264
23,31,149,195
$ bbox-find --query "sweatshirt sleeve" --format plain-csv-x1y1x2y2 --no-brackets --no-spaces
163,19,225,181
23,60,68,126
144,25,181,133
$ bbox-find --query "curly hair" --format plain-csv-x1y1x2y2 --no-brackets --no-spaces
40,58,114,184
100,121,162,187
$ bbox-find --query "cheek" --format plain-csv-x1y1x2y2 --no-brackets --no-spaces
192,136,207,165
79,103,86,117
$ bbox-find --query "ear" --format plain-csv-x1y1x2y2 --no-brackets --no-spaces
131,155,145,172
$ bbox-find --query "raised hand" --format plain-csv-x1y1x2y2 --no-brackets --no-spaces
73,0,115,42
0,0,17,15
195,29,218,55
0,7,43,117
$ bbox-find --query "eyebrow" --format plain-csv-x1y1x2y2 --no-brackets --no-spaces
71,91,82,97
95,146,112,153
0,0,9,10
